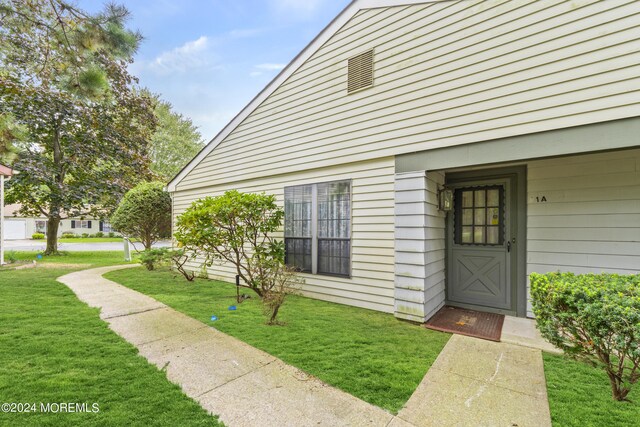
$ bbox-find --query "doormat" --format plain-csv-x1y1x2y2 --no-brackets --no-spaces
425,306,504,342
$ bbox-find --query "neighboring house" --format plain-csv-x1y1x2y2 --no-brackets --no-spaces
3,204,115,240
168,0,640,322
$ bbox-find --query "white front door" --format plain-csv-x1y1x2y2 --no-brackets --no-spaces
5,220,27,240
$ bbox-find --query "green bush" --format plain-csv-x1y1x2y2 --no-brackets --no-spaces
61,232,76,238
95,231,104,238
108,232,115,238
111,181,171,250
81,233,89,238
175,190,299,324
530,272,640,401
31,233,45,240
5,251,17,263
139,248,171,271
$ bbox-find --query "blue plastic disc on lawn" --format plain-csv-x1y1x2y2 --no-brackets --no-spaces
210,315,218,321
228,305,237,311
36,254,43,259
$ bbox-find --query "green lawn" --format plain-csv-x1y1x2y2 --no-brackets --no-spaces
0,252,221,427
105,267,450,413
544,352,639,427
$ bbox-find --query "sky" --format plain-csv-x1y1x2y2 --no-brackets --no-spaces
81,0,351,143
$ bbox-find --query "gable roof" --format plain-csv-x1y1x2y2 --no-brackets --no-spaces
167,0,439,192
4,204,23,217
0,164,12,177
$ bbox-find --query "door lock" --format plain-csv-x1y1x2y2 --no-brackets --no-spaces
506,241,512,253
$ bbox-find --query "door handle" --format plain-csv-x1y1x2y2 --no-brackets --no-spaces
506,241,512,253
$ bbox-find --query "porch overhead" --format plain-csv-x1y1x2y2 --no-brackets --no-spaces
396,117,640,173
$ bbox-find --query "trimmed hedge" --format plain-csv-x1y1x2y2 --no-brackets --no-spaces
31,233,45,240
530,272,640,401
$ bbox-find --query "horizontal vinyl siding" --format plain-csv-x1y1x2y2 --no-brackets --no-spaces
178,0,640,191
172,158,396,313
526,148,640,315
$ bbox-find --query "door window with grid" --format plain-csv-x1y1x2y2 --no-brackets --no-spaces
455,186,504,246
284,180,351,277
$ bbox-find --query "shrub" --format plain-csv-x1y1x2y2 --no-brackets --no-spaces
5,251,17,264
530,272,640,401
169,248,195,282
111,181,171,250
260,264,302,325
175,190,302,324
61,232,76,238
108,232,115,238
31,233,45,240
139,248,172,271
95,231,104,238
81,233,89,238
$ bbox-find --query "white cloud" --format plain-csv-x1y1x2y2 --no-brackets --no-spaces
150,36,213,74
256,63,286,71
250,63,286,77
269,0,325,19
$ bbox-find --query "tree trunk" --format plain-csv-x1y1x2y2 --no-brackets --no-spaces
45,217,60,255
45,123,64,256
607,370,629,401
268,303,281,325
144,230,152,250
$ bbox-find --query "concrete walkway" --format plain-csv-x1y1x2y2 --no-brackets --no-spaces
502,316,560,354
396,334,552,427
58,265,552,427
58,265,394,427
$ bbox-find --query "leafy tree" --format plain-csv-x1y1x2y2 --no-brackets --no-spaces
530,272,640,401
149,95,203,182
0,113,24,164
0,0,156,254
110,181,171,250
175,190,302,324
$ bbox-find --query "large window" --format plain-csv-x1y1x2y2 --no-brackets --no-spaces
71,220,91,229
284,180,351,277
100,221,113,233
35,220,47,234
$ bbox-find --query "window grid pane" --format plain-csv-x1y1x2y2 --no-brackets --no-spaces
455,186,504,246
317,182,351,239
284,185,312,238
318,239,350,277
285,238,312,273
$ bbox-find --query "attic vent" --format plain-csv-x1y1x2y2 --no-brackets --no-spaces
347,49,374,93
